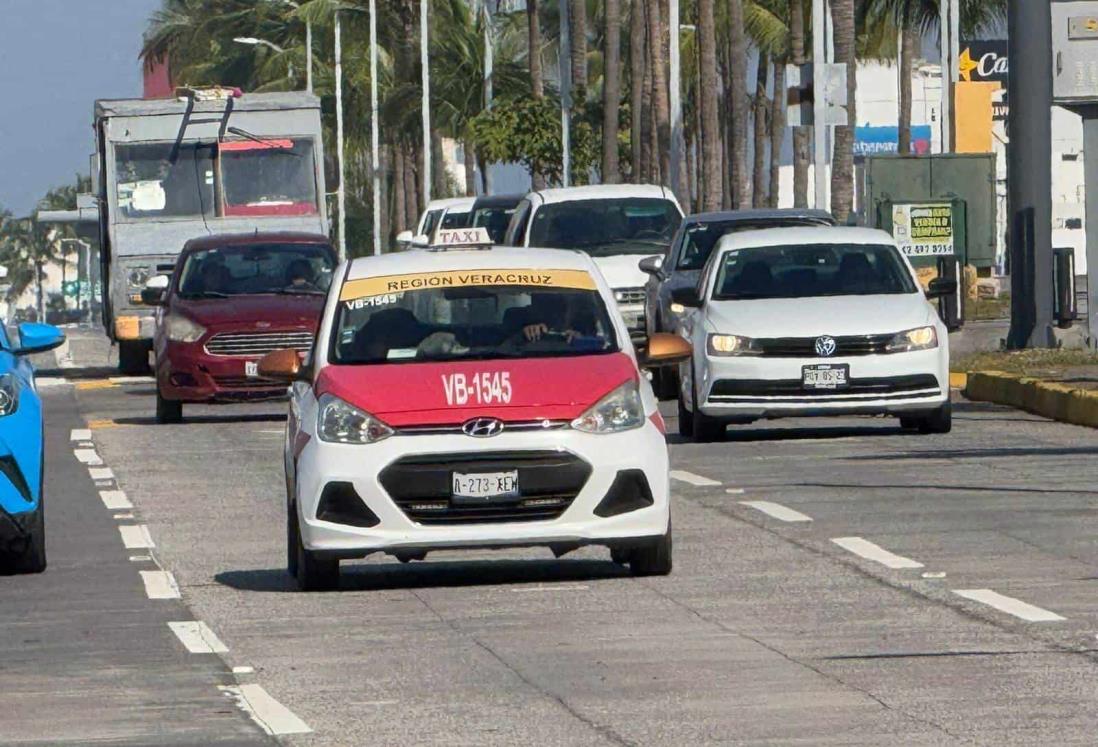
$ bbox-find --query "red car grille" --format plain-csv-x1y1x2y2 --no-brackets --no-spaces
204,331,314,357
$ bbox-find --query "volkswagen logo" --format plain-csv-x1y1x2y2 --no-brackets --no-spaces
462,417,505,438
814,336,837,358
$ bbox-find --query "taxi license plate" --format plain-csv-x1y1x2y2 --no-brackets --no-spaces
451,471,519,502
802,364,849,390
244,361,259,378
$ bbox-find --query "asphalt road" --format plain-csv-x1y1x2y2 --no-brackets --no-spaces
6,328,1098,745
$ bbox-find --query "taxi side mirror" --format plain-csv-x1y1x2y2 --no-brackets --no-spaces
642,333,692,367
258,348,303,382
670,286,702,308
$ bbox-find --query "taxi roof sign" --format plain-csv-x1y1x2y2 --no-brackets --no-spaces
429,226,494,251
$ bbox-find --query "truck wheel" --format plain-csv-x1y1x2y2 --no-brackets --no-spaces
295,523,339,591
155,387,182,424
629,524,672,577
13,496,46,574
118,341,150,375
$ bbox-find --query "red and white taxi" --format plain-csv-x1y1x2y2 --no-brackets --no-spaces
260,229,690,590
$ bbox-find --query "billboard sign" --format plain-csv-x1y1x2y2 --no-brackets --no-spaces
959,40,1009,120
854,125,932,157
891,202,957,257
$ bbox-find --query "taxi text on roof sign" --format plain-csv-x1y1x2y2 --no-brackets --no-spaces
431,226,494,248
340,268,597,301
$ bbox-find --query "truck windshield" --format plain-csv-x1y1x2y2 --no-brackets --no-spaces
114,142,216,219
220,139,319,216
712,244,917,300
332,278,618,364
178,243,335,298
527,198,681,256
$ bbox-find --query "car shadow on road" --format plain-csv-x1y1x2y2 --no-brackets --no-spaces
113,413,287,426
216,557,629,594
37,365,122,380
665,423,905,445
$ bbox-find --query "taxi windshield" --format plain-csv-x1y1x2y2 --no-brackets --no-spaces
332,278,619,365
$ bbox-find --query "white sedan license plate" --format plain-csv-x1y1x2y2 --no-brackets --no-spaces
244,361,259,378
802,364,849,390
452,471,519,502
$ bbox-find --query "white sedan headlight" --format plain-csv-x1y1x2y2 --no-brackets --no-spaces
707,334,762,357
886,326,938,353
164,313,207,343
317,393,394,444
571,380,644,434
0,374,19,416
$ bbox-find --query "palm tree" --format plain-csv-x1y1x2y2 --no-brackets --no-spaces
570,0,588,102
829,0,856,221
727,0,749,208
602,0,623,182
751,52,769,207
648,0,671,184
696,0,720,209
630,0,646,180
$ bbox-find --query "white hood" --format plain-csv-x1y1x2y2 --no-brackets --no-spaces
704,294,936,338
592,253,658,290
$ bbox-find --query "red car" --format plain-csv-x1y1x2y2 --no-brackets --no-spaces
146,233,336,423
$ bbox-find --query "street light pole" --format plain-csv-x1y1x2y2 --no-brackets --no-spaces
422,0,432,205
559,0,571,187
482,0,494,194
668,0,685,203
370,0,381,254
305,20,313,93
334,12,347,261
812,0,827,210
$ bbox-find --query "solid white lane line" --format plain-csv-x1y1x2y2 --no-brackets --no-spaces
139,570,180,599
831,537,924,570
89,467,114,481
219,685,312,736
36,377,70,388
669,470,721,487
109,375,155,384
118,525,155,550
510,584,590,593
741,501,813,523
73,448,103,466
168,621,229,654
70,428,92,441
99,490,132,510
953,589,1066,622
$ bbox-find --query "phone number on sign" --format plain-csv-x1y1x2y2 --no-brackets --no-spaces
442,372,513,406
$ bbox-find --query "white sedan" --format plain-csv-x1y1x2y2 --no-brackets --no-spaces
673,227,954,441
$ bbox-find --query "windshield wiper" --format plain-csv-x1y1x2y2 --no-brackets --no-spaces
180,291,230,299
275,287,326,296
225,127,301,155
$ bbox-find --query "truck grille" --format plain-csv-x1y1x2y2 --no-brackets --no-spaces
204,331,314,357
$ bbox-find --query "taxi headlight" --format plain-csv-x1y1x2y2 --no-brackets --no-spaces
707,334,762,357
317,393,393,444
0,374,19,417
886,326,938,353
571,380,644,434
164,313,207,343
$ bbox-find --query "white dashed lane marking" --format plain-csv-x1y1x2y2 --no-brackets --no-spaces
99,490,132,510
118,525,155,550
70,428,92,441
168,621,229,653
741,501,813,523
832,537,925,570
139,570,181,599
724,487,745,495
89,467,115,481
219,684,312,736
953,589,1066,622
669,470,721,487
73,448,103,466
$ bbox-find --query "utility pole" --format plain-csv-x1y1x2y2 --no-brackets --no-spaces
422,0,432,204
811,0,827,210
939,0,959,152
370,0,381,254
305,20,313,93
669,0,685,203
482,0,494,193
334,12,346,261
559,0,572,187
1006,0,1054,348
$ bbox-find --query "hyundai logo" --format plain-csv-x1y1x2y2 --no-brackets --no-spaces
462,417,505,438
814,336,837,358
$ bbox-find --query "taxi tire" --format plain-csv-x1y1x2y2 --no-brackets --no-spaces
156,388,182,424
629,524,672,576
294,519,340,591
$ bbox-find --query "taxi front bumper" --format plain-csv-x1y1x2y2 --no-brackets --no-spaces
294,421,671,558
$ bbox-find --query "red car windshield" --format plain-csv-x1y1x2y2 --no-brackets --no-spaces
178,243,335,299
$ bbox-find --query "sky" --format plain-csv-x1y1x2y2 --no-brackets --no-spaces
0,0,161,216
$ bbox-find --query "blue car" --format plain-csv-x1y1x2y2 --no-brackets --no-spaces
0,323,66,574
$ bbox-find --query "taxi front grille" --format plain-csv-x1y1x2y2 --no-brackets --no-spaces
205,331,313,357
379,451,591,525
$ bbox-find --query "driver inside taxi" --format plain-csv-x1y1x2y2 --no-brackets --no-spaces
520,292,597,343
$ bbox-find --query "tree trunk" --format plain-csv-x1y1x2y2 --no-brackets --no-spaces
393,145,407,234
830,0,856,222
647,0,670,184
431,129,446,198
719,44,732,208
463,139,477,195
769,59,786,208
629,0,645,181
640,14,654,182
404,143,419,230
602,0,622,183
898,22,915,154
752,53,770,208
379,144,391,245
570,0,588,99
790,0,810,207
727,0,749,209
528,0,546,189
697,0,720,211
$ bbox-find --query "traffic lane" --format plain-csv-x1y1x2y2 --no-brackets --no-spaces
662,397,1098,641
0,385,270,746
78,378,1098,744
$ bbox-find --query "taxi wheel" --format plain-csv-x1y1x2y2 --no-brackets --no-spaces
677,394,694,437
156,388,182,424
294,522,340,591
629,525,672,576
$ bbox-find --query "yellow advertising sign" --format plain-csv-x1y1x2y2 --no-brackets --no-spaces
340,268,597,301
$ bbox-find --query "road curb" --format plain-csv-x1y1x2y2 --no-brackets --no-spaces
965,370,1098,428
